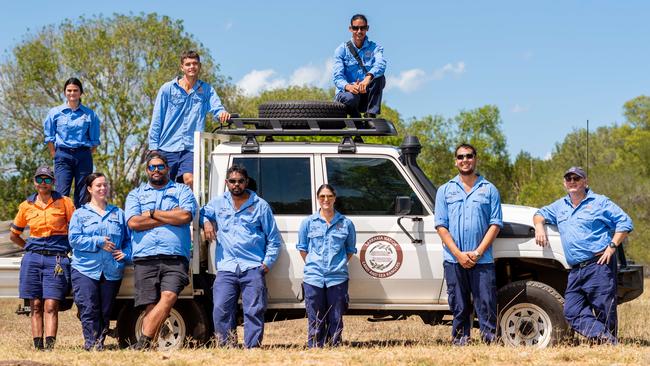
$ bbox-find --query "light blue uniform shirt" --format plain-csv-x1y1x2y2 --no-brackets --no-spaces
43,103,101,148
148,78,226,152
434,175,503,264
125,181,197,260
332,37,387,94
296,211,357,288
68,204,131,281
535,189,633,266
201,190,281,272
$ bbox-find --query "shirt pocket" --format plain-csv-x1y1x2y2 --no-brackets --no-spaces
445,196,464,217
472,195,492,216
107,219,123,247
330,231,348,253
218,212,233,232
160,194,179,211
307,229,325,255
575,212,594,232
50,211,69,233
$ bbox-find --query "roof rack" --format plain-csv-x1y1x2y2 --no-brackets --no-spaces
212,117,398,154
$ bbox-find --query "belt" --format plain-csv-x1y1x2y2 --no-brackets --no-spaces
29,250,68,257
133,254,186,263
57,146,90,152
572,255,601,269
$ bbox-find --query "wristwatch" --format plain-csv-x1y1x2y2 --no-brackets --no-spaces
473,250,482,259
149,209,155,219
608,241,617,249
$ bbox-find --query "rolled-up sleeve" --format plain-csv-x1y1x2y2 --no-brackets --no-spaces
89,109,101,147
296,218,310,252
261,204,282,269
535,204,558,226
345,219,357,255
124,189,141,223
489,186,503,228
603,199,634,233
43,110,56,144
178,186,197,219
434,187,449,229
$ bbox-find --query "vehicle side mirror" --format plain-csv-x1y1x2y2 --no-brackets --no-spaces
394,196,412,216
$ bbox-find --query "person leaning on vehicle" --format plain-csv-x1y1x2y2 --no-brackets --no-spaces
533,166,633,345
9,165,75,350
201,164,282,349
124,152,197,350
333,13,387,118
434,144,502,346
148,50,230,188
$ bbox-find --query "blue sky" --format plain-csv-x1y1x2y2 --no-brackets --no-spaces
2,1,649,159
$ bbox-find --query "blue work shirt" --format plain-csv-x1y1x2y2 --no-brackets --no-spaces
535,189,633,266
43,103,101,148
69,204,132,281
296,211,357,288
148,78,226,152
434,175,503,264
201,190,282,272
332,37,387,94
125,181,197,260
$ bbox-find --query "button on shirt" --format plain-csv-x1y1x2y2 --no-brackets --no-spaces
68,204,132,281
11,191,75,253
535,189,633,266
296,211,357,288
148,78,226,152
201,190,281,272
43,103,101,148
125,181,197,260
333,37,387,94
434,175,503,264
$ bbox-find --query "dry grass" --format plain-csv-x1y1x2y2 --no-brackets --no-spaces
0,282,648,366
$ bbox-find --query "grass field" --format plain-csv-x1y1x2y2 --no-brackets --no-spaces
0,281,649,365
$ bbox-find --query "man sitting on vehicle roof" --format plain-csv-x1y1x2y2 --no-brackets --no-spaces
333,14,387,118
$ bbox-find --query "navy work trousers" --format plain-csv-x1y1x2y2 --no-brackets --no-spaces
54,146,93,208
444,262,497,345
335,75,386,117
212,266,267,348
303,280,349,348
564,258,618,343
71,269,122,350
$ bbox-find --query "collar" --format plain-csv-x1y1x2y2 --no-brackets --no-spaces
563,188,594,207
225,189,257,212
143,180,175,191
81,203,117,217
173,77,204,94
310,210,344,225
349,36,370,50
26,191,63,204
59,102,87,113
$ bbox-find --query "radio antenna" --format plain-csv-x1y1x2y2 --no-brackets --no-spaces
586,120,589,177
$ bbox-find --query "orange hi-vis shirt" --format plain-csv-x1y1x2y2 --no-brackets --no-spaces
11,191,75,252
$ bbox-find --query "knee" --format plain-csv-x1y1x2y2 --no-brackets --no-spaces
44,301,59,315
336,92,360,106
160,291,178,305
183,174,193,187
30,299,43,314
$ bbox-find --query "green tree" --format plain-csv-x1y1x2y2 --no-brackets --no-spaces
623,95,650,130
0,13,236,209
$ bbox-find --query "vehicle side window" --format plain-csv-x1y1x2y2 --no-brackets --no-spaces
232,157,312,214
326,157,425,216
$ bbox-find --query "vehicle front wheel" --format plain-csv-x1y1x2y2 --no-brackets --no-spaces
498,280,571,347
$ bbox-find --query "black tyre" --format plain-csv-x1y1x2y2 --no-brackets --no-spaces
258,100,347,129
498,280,571,347
116,300,210,350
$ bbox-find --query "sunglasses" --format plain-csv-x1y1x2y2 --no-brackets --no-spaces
456,153,475,160
318,194,335,201
147,164,167,172
564,175,583,182
35,176,53,184
227,178,246,185
351,25,368,31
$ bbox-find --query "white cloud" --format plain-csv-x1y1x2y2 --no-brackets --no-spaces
288,59,333,88
543,151,553,161
237,69,287,96
386,69,427,93
432,62,466,80
512,104,529,113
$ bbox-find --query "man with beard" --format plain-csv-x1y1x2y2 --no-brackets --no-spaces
434,143,503,345
124,152,197,350
533,167,632,344
201,164,281,348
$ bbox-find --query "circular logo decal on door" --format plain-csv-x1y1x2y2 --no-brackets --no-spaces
360,235,403,278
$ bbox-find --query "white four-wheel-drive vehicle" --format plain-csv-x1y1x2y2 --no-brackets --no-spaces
0,101,643,350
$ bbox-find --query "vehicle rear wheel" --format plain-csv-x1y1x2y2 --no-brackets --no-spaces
498,280,571,347
257,100,347,129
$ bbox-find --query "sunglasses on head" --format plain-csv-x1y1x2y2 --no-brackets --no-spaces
351,25,368,31
456,153,475,160
227,178,246,185
35,176,53,184
147,164,167,172
564,175,583,182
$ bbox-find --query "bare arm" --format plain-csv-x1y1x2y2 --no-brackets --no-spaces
300,250,307,262
47,142,56,158
533,214,548,246
9,232,25,248
598,231,629,265
469,224,500,261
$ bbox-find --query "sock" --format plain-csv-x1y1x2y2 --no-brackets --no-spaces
45,336,56,350
33,337,44,350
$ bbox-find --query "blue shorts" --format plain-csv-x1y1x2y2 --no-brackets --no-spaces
19,252,71,300
160,150,193,182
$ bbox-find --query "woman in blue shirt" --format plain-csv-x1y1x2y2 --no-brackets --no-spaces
68,172,130,351
44,78,101,208
297,184,357,347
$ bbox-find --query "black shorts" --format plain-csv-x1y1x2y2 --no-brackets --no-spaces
133,256,190,307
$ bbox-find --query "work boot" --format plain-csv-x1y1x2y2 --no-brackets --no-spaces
130,335,154,351
44,336,56,351
33,337,44,350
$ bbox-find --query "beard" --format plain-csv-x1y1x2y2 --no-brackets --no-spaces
148,174,168,186
229,186,245,196
459,168,475,176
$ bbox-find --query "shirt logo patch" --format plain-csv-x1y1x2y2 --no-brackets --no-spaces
364,50,372,58
247,205,255,213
